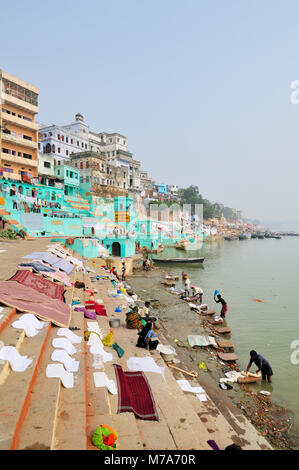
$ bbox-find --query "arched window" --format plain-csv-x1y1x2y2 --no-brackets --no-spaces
52,144,55,153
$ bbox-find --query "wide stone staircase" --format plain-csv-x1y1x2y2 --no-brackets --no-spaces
0,255,272,451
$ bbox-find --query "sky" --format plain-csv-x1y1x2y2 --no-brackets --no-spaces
1,0,299,228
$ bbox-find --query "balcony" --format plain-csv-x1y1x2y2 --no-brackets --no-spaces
1,151,38,168
1,91,38,114
1,112,38,131
1,132,38,150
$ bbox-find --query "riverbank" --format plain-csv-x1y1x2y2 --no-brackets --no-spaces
128,267,298,450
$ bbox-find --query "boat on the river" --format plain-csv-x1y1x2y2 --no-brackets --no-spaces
153,257,204,264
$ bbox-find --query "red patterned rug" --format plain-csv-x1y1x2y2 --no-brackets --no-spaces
8,270,66,301
113,364,158,421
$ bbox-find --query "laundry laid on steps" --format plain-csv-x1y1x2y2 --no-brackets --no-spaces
51,349,80,373
11,313,48,337
93,371,117,394
113,364,159,421
46,363,74,389
0,345,33,372
52,337,77,355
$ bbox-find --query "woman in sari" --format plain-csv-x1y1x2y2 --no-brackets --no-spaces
136,321,159,351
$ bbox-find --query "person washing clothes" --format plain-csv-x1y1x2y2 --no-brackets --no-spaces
184,274,191,297
246,350,273,383
136,321,159,350
191,285,203,304
214,293,228,317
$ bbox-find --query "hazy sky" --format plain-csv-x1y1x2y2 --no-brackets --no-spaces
1,0,299,227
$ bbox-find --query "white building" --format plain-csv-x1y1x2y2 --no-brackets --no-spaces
39,113,90,166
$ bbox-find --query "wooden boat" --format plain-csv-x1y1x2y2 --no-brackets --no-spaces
238,234,247,240
153,257,204,264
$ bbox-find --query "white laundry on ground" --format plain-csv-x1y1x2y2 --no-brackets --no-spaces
46,363,74,388
52,337,77,356
57,328,82,344
0,345,33,372
93,372,117,394
11,314,48,338
127,356,165,379
51,349,79,373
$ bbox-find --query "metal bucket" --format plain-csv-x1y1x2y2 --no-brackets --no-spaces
109,318,120,328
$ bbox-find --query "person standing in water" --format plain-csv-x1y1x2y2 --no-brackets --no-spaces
245,350,273,383
214,293,228,317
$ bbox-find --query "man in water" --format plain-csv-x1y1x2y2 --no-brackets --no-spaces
214,293,228,317
245,350,273,383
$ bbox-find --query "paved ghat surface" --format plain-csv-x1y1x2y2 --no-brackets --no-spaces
0,239,272,450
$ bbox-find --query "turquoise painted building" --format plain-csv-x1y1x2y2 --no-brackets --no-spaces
54,165,79,196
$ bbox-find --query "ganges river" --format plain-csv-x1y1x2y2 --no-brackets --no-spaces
154,236,299,434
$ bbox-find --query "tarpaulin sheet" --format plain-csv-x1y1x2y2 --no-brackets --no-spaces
22,252,61,265
18,261,56,273
0,281,71,327
9,270,66,301
52,259,75,274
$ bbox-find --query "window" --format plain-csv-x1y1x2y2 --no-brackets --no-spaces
71,139,73,144
86,176,89,183
18,152,22,157
66,150,69,156
57,170,60,175
11,150,16,156
2,148,10,154
58,160,61,166
85,143,87,149
81,142,84,148
109,138,112,143
23,135,32,141
66,137,68,143
23,153,32,160
77,141,79,146
44,161,51,168
80,176,83,183
58,147,60,153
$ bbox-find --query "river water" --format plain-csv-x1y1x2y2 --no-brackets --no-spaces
154,236,299,430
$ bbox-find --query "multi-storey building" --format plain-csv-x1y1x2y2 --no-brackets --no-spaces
39,113,90,166
89,131,141,192
0,69,39,183
70,151,128,198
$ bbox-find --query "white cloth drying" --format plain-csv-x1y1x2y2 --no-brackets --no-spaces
12,314,48,337
52,337,77,355
0,346,32,372
93,372,117,394
177,379,207,402
46,363,74,388
127,356,165,378
57,328,82,344
51,349,79,372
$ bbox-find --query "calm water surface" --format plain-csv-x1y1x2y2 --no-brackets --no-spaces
156,237,299,427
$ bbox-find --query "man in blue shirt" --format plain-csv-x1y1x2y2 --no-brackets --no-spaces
246,350,273,383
